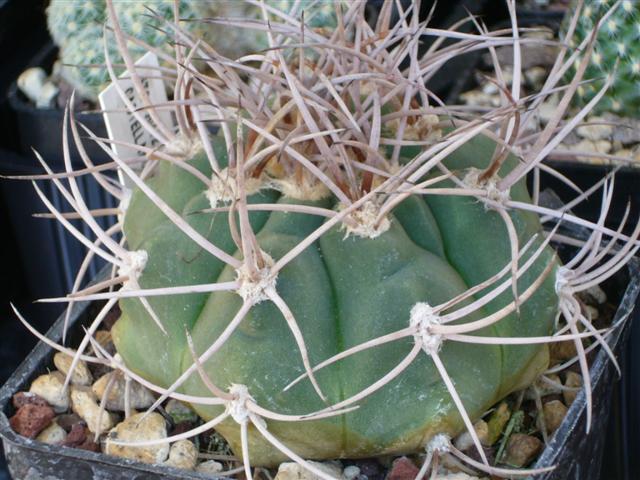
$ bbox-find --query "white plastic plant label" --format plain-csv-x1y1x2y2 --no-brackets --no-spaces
98,52,174,188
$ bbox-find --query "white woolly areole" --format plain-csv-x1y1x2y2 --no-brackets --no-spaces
464,168,510,206
164,134,203,159
342,201,391,239
426,433,451,454
235,253,277,304
410,302,443,355
555,266,573,298
388,114,442,142
118,250,148,285
118,187,132,215
206,168,263,208
271,178,330,201
227,384,253,424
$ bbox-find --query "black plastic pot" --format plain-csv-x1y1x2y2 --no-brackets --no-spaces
531,261,640,480
0,148,118,300
0,0,48,152
537,161,640,480
539,161,640,237
1,42,118,300
7,42,111,165
0,260,638,480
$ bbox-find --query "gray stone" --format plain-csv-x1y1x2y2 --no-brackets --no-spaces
196,460,224,475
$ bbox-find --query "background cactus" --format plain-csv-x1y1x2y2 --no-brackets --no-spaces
46,0,209,100
46,0,341,101
22,1,638,477
563,0,640,116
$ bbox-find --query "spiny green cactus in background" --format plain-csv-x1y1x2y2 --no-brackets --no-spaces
46,0,341,101
46,0,104,47
564,0,640,117
46,0,209,100
25,2,636,478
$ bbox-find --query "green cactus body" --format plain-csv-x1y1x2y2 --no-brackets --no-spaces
112,133,559,465
565,0,640,116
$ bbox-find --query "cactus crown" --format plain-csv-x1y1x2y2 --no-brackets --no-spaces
17,1,639,479
563,0,640,116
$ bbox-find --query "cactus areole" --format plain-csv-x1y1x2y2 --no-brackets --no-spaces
112,131,560,465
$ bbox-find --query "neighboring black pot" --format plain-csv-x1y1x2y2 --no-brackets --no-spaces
0,148,117,300
531,259,640,480
0,0,48,151
537,161,640,480
539,161,640,237
2,42,117,299
7,42,111,166
1,261,638,480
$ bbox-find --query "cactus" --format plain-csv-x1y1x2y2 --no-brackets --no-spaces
46,0,206,99
563,0,640,116
20,1,639,478
111,135,560,466
46,0,341,101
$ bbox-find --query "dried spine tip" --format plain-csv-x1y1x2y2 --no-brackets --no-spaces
235,253,276,304
342,201,390,239
410,302,443,355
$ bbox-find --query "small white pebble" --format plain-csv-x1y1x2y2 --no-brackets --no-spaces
92,371,154,412
576,118,613,141
164,440,198,470
36,421,66,445
275,461,343,480
196,460,224,475
70,386,116,434
343,465,360,480
29,372,69,413
105,412,169,464
53,352,92,386
585,285,607,304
